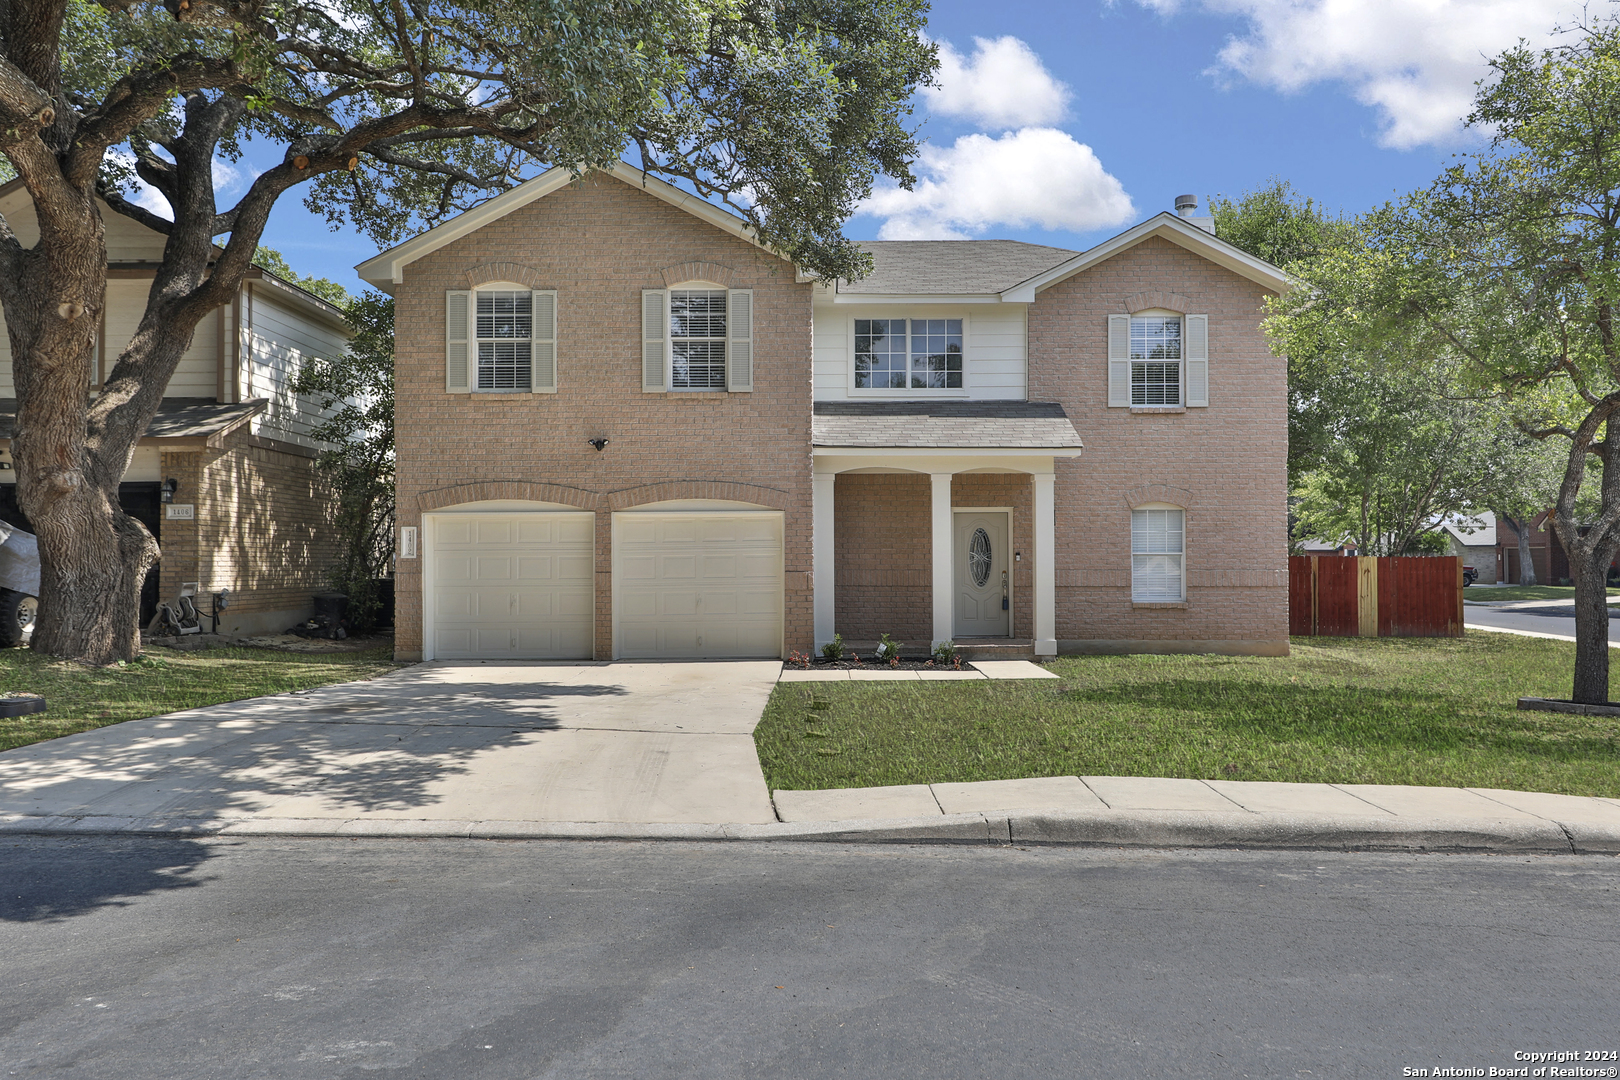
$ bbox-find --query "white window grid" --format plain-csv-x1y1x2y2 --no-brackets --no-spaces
854,318,963,389
1131,315,1181,406
671,289,727,390
475,290,532,391
1131,507,1185,601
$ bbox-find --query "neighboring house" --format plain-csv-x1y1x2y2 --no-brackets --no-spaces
360,163,1292,663
0,179,351,634
1437,513,1500,584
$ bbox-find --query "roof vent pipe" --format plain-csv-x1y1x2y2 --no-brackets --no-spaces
1175,194,1198,217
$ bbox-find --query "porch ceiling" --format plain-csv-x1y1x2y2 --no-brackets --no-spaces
811,401,1083,450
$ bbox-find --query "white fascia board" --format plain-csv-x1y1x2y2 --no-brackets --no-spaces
354,161,796,293
1002,213,1297,302
821,292,1014,305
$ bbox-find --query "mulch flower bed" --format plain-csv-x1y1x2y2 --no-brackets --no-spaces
786,655,968,672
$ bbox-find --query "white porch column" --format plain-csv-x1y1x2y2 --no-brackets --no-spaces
813,470,836,648
1033,472,1057,656
931,472,954,647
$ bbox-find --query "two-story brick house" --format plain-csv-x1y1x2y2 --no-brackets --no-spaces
360,162,1292,662
0,178,352,636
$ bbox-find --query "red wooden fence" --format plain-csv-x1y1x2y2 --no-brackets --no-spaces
1289,555,1463,637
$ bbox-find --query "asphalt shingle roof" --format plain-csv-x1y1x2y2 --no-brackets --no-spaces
0,398,264,441
812,401,1083,449
838,240,1078,295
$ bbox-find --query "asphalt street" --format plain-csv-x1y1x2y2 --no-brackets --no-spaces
1465,602,1620,642
3,838,1617,1078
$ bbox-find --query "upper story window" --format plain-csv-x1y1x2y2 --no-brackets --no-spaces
475,290,532,391
670,289,728,390
855,318,962,390
1130,314,1181,406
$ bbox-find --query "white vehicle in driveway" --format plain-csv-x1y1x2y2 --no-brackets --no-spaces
0,519,39,647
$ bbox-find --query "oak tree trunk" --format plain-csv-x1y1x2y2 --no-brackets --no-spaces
1568,547,1614,704
1517,522,1537,586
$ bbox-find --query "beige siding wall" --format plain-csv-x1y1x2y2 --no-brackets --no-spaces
811,303,1026,400
240,286,349,448
1029,234,1289,652
392,172,814,660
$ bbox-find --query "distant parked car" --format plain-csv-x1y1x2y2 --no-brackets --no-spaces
0,521,40,647
1462,565,1480,586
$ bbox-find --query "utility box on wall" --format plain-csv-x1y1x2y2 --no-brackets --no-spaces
1289,555,1464,638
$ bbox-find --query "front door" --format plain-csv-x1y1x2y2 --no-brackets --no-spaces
953,512,1009,638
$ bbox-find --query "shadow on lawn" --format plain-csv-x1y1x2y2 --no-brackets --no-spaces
0,837,215,923
1062,679,1620,760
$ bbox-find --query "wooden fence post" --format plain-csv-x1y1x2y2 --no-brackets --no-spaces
1311,555,1319,636
1357,556,1379,636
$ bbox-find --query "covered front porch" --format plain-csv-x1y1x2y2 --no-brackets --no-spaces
810,402,1084,658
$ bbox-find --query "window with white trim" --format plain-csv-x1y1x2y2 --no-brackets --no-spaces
475,290,532,391
854,318,963,389
1130,314,1181,405
1131,506,1185,601
671,289,727,390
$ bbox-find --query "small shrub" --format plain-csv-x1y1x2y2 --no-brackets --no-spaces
931,640,957,665
876,633,902,660
821,634,844,661
787,650,813,669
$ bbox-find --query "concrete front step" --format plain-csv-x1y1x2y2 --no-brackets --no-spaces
953,639,1036,661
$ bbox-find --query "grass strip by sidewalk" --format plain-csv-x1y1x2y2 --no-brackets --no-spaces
0,644,402,753
1465,585,1619,603
755,633,1620,798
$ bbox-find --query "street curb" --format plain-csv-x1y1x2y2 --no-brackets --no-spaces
2,809,1616,853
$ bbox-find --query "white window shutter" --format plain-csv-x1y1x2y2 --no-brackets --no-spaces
1185,313,1208,407
726,289,753,392
1107,314,1130,407
446,290,471,393
531,289,557,393
642,289,667,392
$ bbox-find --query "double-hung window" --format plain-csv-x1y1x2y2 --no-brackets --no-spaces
854,318,963,389
475,290,532,391
1130,315,1181,406
1131,507,1185,602
670,289,728,390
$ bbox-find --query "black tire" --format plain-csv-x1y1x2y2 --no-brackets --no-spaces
0,589,37,648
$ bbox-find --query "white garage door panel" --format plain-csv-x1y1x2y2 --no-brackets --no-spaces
615,512,783,659
431,512,595,660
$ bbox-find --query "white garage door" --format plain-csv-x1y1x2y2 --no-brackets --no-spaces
615,513,783,658
430,513,594,660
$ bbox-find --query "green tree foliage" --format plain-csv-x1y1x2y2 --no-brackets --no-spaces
1267,18,1620,701
289,291,395,633
251,248,351,307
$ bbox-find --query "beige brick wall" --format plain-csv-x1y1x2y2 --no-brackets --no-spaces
1028,235,1289,652
156,431,339,633
392,173,814,660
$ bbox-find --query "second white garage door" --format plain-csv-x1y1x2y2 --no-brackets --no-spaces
614,512,783,658
429,512,595,660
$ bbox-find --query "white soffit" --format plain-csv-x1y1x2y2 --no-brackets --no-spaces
1001,213,1297,303
355,162,791,292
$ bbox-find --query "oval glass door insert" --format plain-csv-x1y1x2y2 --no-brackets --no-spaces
969,527,992,587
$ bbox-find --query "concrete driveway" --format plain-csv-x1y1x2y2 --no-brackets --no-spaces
0,662,782,827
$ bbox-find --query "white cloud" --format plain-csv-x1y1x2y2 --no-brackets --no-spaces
922,36,1072,130
1135,0,1576,148
861,127,1135,240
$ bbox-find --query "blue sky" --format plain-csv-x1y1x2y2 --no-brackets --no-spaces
231,0,1580,294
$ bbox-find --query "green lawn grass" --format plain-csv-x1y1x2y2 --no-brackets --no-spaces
1,644,402,752
755,633,1620,797
1465,585,1616,603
